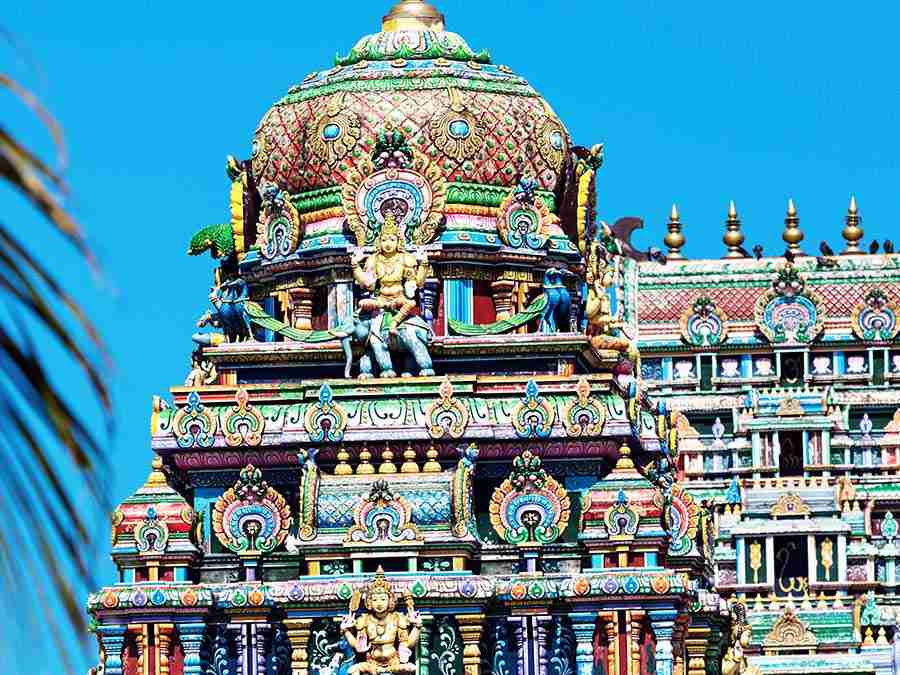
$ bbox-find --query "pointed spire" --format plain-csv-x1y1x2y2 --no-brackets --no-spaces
723,199,746,258
842,194,864,254
664,203,685,259
782,198,804,255
144,455,168,487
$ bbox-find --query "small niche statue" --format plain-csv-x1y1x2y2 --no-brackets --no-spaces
722,602,761,675
351,214,428,333
341,567,420,674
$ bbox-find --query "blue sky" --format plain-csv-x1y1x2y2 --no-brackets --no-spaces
3,1,900,672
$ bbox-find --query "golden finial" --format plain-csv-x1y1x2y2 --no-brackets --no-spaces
664,203,685,259
382,0,445,32
335,446,353,475
615,442,635,470
145,455,168,487
842,194,864,254
423,442,441,473
782,198,804,254
379,442,397,474
400,442,420,473
357,445,375,475
723,200,746,258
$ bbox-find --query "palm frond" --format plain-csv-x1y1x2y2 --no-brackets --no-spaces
0,70,110,670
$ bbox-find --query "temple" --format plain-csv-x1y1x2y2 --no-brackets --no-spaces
87,3,900,675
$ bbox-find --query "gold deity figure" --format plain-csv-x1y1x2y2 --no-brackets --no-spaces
584,237,616,335
341,567,421,674
722,603,761,675
351,214,428,331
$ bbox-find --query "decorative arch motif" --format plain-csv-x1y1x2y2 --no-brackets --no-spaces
755,265,823,344
852,289,900,341
496,178,557,251
172,390,218,448
222,387,265,447
680,296,728,347
212,464,292,555
511,379,556,439
604,490,641,538
345,480,421,544
763,608,818,653
770,492,811,518
134,507,169,554
257,185,302,261
562,377,606,436
304,383,348,443
665,484,700,556
536,111,568,172
341,130,446,246
489,450,570,544
426,377,469,439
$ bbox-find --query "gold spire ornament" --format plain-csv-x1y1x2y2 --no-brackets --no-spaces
782,198,804,255
664,203,685,259
382,0,445,31
842,195,864,254
723,200,746,258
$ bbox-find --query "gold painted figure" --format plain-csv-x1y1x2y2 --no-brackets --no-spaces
341,567,421,674
584,237,616,335
351,215,428,332
722,602,761,675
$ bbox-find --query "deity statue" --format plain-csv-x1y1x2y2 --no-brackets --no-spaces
341,567,420,674
584,234,616,335
351,214,428,333
722,602,761,675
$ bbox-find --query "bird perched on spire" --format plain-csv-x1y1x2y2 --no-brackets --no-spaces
885,240,895,254
816,241,838,269
752,244,764,260
870,240,880,254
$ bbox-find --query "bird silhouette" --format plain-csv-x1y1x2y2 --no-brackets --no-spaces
736,245,751,258
885,240,895,254
539,268,572,333
870,240,880,254
752,244,764,259
819,241,835,257
784,249,796,264
816,256,838,269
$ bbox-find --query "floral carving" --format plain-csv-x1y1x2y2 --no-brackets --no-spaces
680,296,728,347
308,91,361,167
345,480,421,544
430,87,485,161
304,383,348,443
851,289,900,341
511,379,556,439
496,177,557,251
257,185,302,261
172,390,219,448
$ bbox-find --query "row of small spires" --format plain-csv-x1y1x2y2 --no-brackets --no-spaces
663,196,880,259
333,442,442,475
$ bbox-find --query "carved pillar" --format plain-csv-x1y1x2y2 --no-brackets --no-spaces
97,625,127,675
284,617,313,675
648,611,677,675
600,613,617,675
179,622,206,675
490,279,517,320
570,612,598,675
129,624,147,675
684,622,710,675
288,286,314,330
253,624,271,675
628,611,645,675
457,614,485,675
421,278,440,330
536,615,551,675
157,624,175,675
418,615,433,675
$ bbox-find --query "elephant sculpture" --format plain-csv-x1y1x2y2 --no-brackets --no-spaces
341,312,434,379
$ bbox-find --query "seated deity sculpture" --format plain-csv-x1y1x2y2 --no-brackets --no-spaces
351,213,428,334
341,567,420,674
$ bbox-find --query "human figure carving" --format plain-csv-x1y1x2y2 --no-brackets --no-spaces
341,567,420,674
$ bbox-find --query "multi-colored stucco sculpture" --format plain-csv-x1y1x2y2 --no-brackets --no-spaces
87,3,900,675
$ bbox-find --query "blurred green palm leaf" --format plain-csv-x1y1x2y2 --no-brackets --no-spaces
1,71,110,671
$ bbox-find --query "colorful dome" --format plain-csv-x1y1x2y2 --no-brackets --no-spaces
251,1,571,196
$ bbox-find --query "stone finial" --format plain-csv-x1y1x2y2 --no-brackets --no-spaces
842,195,864,254
782,198,804,255
664,203,685,259
723,200,746,258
